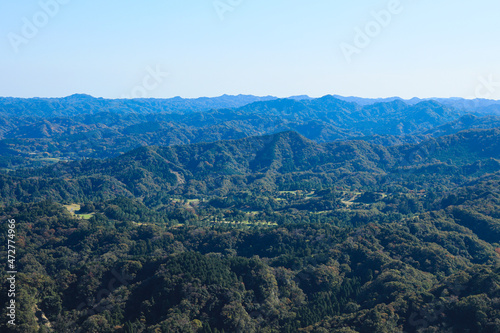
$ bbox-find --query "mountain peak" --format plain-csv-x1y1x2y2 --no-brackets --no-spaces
64,93,95,100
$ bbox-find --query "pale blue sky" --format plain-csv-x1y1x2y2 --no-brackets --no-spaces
1,0,499,99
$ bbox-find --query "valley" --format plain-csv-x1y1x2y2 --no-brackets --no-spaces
0,96,499,333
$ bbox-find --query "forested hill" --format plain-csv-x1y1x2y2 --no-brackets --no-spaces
2,128,499,204
0,94,278,117
1,95,500,169
1,129,500,332
1,94,499,117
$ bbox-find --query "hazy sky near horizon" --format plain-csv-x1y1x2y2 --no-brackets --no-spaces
1,0,499,99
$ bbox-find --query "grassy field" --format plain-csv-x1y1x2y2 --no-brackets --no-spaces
63,204,81,213
78,214,94,219
213,220,278,226
63,204,94,219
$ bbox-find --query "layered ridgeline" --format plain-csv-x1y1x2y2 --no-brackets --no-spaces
1,94,499,117
2,128,500,204
1,95,500,169
1,95,500,332
0,94,280,117
0,130,499,332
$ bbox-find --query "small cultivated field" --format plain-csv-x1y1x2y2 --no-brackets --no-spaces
63,204,81,213
63,204,95,220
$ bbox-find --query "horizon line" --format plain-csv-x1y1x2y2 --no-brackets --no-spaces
0,93,499,102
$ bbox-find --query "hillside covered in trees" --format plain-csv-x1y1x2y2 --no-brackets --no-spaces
1,95,500,170
0,96,499,332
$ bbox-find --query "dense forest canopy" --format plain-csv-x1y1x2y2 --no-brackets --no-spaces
1,95,500,170
0,95,499,332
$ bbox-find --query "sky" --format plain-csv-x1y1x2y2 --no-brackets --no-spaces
1,0,499,100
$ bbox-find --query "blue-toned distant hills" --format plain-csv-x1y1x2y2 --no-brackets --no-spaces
0,94,499,169
1,95,500,333
1,94,499,117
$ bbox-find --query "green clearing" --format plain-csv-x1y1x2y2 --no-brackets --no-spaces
63,204,81,213
63,204,94,219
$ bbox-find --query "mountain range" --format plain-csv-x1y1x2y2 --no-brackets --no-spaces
1,95,500,170
2,94,500,117
1,127,497,204
1,94,500,333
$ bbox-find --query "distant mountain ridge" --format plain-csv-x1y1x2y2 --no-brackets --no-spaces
0,94,278,117
1,94,500,117
1,94,500,170
332,95,500,114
